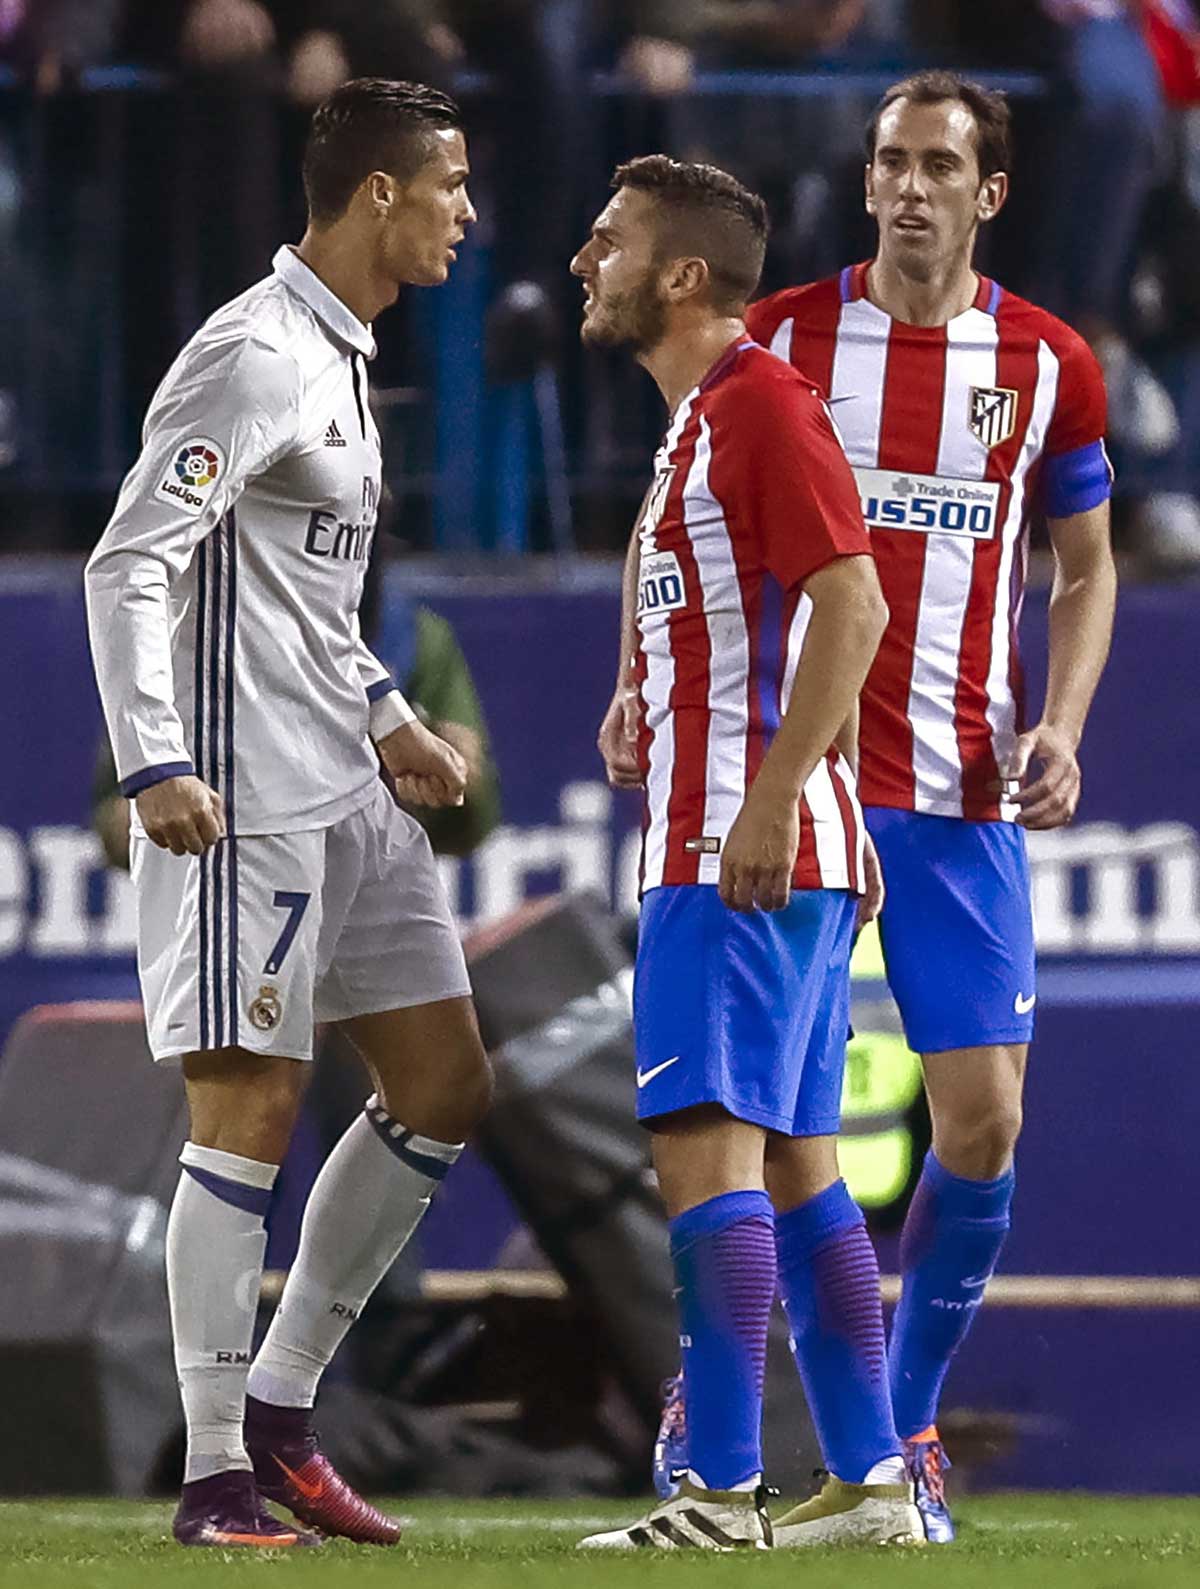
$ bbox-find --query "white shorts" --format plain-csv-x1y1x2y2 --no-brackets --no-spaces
130,781,471,1062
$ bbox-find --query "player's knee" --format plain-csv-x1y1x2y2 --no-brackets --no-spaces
188,1073,305,1162
455,1041,494,1133
938,1099,1023,1179
376,1033,492,1142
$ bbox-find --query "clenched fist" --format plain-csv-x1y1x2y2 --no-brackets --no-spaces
136,775,226,856
378,719,468,809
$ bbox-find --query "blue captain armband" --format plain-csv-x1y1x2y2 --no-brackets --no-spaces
1042,440,1114,520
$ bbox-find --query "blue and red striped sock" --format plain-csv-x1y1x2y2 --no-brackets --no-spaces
776,1179,900,1483
668,1190,776,1490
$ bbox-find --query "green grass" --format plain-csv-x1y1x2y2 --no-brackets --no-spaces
0,1495,1196,1589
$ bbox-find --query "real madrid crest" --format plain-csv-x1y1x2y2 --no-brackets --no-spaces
968,386,1019,449
248,984,282,1032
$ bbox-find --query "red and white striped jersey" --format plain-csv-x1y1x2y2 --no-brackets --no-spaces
747,264,1109,822
635,338,872,895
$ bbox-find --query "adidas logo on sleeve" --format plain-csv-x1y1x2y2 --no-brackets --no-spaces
324,420,347,448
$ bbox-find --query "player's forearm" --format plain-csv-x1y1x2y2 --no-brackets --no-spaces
755,571,886,804
354,628,418,739
84,550,193,790
833,698,860,774
617,524,640,687
1043,515,1117,750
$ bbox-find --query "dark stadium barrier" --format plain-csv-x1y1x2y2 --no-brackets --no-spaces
0,1003,185,1495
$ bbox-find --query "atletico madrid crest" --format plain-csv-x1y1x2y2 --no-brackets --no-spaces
639,465,676,536
969,386,1019,449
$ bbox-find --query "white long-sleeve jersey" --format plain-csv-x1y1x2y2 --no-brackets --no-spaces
85,246,414,836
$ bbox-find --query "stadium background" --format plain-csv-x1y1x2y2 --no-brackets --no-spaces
0,0,1198,1516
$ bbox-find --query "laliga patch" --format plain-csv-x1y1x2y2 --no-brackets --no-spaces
684,836,721,854
155,437,226,516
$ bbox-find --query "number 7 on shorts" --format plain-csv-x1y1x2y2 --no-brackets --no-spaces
265,890,311,975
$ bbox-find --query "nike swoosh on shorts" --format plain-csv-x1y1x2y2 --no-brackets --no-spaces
637,1056,681,1088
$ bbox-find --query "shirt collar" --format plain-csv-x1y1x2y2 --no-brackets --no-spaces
698,336,755,394
272,246,377,359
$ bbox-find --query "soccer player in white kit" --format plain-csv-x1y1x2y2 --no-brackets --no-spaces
85,79,488,1549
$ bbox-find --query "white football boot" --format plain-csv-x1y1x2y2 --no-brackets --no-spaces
578,1479,772,1551
773,1473,925,1548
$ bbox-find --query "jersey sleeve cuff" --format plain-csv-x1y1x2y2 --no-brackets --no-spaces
369,689,418,741
365,676,397,704
119,760,195,798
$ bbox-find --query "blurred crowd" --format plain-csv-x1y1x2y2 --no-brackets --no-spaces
1,1,1200,567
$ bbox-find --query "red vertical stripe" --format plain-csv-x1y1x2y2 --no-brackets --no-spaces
785,277,841,397
795,792,820,883
827,750,861,892
738,574,765,794
705,398,768,797
859,322,948,809
634,640,651,896
956,299,1040,819
1008,529,1031,739
658,412,709,885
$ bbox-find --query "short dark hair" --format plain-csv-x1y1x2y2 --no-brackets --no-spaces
612,155,769,309
865,71,1013,180
303,78,462,224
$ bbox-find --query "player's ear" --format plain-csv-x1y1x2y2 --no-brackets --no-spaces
366,171,395,217
977,171,1008,224
665,256,707,302
864,162,877,216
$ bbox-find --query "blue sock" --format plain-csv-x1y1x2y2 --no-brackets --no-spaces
775,1180,899,1484
668,1190,776,1490
888,1152,1015,1439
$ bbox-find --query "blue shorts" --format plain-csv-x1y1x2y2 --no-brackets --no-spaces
633,885,857,1137
866,807,1036,1055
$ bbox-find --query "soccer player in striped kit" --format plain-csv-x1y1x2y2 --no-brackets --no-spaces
86,80,489,1549
577,157,928,1551
745,72,1118,1538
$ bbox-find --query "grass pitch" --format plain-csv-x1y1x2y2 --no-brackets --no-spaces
0,1494,1196,1589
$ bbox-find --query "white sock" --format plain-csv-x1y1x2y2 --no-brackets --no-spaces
687,1469,761,1495
861,1455,909,1485
247,1096,462,1409
167,1142,279,1483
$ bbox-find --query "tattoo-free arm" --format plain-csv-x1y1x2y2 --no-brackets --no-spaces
1010,501,1116,828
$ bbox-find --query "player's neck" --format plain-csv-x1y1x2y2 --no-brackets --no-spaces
640,317,747,415
866,253,980,327
295,228,394,327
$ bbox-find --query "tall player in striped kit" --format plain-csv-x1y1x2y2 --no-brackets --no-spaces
576,157,927,1552
746,72,1118,1538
